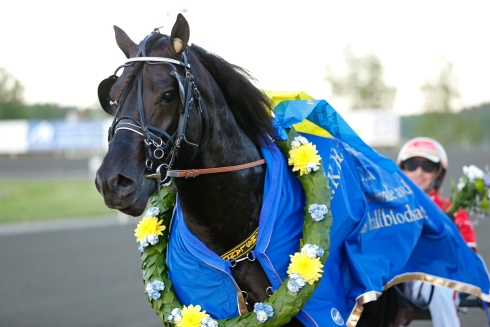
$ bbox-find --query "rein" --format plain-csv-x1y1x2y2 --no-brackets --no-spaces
161,159,265,178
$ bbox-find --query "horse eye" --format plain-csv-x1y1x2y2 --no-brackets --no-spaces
160,92,177,104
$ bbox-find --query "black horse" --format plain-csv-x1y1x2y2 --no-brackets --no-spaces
95,13,410,327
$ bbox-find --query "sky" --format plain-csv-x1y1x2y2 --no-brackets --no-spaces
1,0,489,116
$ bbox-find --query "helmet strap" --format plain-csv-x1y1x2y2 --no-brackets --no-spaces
429,166,445,191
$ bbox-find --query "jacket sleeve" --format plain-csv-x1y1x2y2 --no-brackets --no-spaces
453,209,478,251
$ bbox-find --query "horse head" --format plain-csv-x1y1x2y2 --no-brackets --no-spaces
96,13,273,218
95,14,202,216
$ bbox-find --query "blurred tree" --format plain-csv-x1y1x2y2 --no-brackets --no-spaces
411,112,482,147
409,58,479,147
26,103,67,119
401,104,489,149
420,57,460,113
0,67,67,120
0,67,27,119
325,45,396,110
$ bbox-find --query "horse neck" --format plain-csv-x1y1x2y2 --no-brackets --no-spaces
174,103,266,255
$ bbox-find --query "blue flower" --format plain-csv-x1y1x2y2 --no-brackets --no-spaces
287,273,306,292
301,244,324,258
254,302,274,322
146,280,165,300
308,204,328,222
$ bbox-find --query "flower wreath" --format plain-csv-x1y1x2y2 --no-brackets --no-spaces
134,127,333,327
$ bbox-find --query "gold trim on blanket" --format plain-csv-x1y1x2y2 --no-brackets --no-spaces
346,273,490,326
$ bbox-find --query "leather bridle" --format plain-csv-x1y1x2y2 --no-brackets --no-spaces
98,29,202,191
98,29,266,195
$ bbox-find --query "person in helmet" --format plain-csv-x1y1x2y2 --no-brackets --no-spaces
397,137,478,327
397,137,477,250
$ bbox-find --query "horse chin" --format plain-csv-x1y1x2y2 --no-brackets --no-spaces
119,178,157,217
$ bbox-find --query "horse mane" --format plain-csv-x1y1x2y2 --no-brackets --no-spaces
189,44,275,147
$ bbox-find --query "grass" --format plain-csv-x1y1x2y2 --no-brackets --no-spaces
0,180,116,224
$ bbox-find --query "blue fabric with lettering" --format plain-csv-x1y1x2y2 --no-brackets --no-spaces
167,99,490,326
274,99,490,324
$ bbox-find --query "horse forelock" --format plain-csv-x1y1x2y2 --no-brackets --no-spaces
188,44,275,148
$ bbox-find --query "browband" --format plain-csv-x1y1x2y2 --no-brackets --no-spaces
124,57,190,68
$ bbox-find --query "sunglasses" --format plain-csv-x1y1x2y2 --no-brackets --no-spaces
402,159,439,173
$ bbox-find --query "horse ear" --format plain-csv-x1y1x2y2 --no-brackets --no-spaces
170,13,190,54
113,25,137,59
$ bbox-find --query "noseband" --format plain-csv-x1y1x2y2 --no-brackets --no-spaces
98,30,202,190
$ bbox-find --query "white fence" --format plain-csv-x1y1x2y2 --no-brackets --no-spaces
0,119,112,154
0,110,400,155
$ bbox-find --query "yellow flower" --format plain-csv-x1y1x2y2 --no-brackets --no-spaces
288,143,321,176
134,216,166,242
287,252,324,284
176,305,209,327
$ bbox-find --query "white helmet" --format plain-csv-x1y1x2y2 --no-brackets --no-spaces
397,137,448,169
397,137,448,190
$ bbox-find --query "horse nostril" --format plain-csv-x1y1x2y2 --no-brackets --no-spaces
108,174,137,195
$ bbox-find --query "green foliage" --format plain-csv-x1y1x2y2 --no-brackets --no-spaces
325,45,396,110
0,67,26,119
0,180,114,223
0,67,69,120
448,167,489,216
401,105,490,149
24,103,68,119
420,58,460,113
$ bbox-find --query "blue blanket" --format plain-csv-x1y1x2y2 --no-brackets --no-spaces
167,99,490,326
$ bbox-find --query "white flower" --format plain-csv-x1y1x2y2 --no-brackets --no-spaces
140,238,149,248
168,308,182,323
457,177,466,190
301,244,324,258
308,204,328,222
305,161,320,173
291,139,301,148
139,234,159,251
147,234,159,245
463,165,484,182
201,316,218,327
253,303,274,322
144,206,160,217
287,273,306,292
256,311,268,323
145,280,165,300
291,136,309,148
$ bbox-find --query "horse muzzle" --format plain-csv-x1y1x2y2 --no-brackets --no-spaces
95,167,155,216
